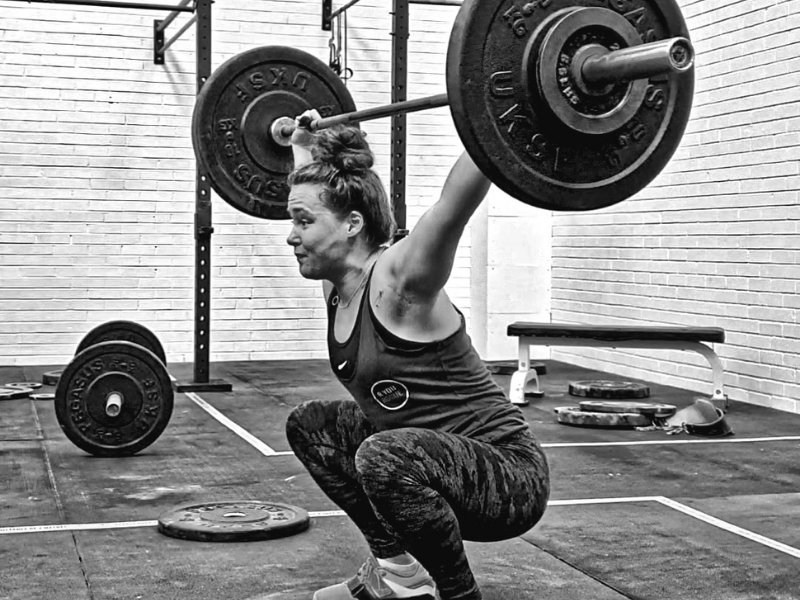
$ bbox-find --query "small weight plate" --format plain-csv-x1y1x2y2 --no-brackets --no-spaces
555,406,652,428
76,321,167,367
447,0,694,211
192,45,358,220
5,382,43,390
157,501,310,542
484,360,547,376
0,387,32,400
42,370,63,386
31,393,56,401
55,341,173,457
578,400,676,417
569,380,650,399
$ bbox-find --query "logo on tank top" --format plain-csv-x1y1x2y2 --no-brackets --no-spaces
370,380,409,411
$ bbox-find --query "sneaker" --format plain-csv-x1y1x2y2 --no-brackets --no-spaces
312,556,438,600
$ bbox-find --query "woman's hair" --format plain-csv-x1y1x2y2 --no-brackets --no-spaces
288,125,395,248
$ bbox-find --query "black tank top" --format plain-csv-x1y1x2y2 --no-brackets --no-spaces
326,267,528,443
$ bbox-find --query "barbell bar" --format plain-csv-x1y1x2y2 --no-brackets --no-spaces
272,36,693,144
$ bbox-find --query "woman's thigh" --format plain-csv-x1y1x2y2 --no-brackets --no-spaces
356,427,550,542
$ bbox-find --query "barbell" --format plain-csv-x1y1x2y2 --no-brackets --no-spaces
192,0,695,216
271,34,690,141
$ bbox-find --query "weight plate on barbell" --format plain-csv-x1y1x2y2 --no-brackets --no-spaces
76,320,167,367
54,341,173,457
193,45,358,220
447,0,694,211
157,500,310,542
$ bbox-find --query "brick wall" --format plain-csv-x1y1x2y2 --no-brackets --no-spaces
0,0,466,366
550,0,799,411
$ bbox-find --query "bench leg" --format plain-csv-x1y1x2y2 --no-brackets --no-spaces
690,343,728,412
509,341,544,406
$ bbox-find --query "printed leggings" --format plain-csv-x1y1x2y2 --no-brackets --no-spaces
285,399,550,600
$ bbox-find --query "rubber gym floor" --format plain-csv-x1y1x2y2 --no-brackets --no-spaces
2,358,799,600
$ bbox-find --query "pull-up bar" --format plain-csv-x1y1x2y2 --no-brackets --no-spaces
5,0,194,12
153,0,195,64
156,0,192,32
322,0,460,30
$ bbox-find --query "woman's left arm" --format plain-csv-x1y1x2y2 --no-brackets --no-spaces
386,151,491,299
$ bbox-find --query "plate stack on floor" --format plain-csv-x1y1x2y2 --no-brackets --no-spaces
554,380,677,428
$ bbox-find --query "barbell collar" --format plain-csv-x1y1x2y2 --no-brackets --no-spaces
580,37,694,86
276,92,450,142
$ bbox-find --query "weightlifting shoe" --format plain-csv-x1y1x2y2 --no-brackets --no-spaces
312,556,437,600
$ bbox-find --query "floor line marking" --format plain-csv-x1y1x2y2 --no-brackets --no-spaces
0,521,160,535
542,436,800,448
549,496,659,506
655,496,800,559
265,436,800,458
0,497,667,535
185,391,278,456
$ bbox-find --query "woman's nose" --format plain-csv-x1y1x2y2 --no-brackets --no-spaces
286,226,300,246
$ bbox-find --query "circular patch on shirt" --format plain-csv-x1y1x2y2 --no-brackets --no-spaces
371,380,409,411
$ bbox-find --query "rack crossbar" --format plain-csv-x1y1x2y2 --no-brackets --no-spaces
5,0,194,12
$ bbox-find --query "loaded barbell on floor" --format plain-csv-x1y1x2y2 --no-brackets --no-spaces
192,0,695,217
55,321,174,457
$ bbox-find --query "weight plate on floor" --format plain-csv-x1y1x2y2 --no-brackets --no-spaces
447,0,694,211
5,382,43,390
578,400,676,417
555,406,652,428
193,45,358,220
569,380,650,399
157,501,311,542
55,341,173,457
76,320,167,367
31,393,56,401
42,370,63,386
0,387,32,400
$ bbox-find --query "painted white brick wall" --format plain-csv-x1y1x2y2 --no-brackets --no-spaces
0,0,469,366
550,0,800,412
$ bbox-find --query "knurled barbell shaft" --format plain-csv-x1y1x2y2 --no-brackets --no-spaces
276,36,693,140
279,93,449,138
580,37,694,86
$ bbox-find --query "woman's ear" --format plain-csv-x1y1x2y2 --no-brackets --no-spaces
345,211,365,238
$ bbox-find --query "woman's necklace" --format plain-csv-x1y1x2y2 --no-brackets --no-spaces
335,268,370,309
334,248,384,309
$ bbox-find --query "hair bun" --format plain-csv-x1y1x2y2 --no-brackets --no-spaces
312,125,373,173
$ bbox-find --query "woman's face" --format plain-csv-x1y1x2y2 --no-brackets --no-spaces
286,183,350,280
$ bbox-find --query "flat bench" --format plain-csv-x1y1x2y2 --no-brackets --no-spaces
506,323,727,409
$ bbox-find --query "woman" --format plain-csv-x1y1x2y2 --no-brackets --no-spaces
284,111,550,600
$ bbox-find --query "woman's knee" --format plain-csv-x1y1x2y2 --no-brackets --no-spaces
354,429,428,487
285,399,327,449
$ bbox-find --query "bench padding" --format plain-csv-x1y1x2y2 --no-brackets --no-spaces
507,323,725,344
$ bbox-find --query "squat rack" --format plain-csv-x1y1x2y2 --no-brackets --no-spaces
5,0,229,391
321,0,462,237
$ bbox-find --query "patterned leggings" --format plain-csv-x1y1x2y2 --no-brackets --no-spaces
285,399,550,600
